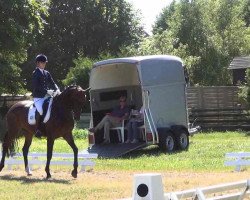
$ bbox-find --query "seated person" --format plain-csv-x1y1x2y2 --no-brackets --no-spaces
125,106,144,143
89,96,130,143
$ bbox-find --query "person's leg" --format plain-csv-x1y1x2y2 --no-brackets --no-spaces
93,115,109,131
103,120,111,142
131,121,144,143
34,98,44,116
34,98,45,138
125,120,132,143
100,115,119,143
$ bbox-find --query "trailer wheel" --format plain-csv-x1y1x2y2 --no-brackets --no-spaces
176,129,189,150
158,131,175,152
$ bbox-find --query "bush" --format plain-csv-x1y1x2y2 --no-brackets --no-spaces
238,68,250,107
72,129,88,139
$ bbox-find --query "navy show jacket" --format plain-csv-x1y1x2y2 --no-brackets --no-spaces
32,68,57,98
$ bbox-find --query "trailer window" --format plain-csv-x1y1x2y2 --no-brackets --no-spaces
99,90,127,101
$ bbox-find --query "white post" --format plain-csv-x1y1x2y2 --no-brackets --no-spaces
194,188,206,200
132,173,164,200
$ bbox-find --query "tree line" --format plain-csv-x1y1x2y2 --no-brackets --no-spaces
0,0,249,94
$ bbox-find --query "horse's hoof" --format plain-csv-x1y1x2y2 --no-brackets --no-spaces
27,172,32,176
25,167,32,176
71,170,77,178
0,164,4,172
46,173,51,179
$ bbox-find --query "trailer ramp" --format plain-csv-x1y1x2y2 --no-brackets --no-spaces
87,142,147,158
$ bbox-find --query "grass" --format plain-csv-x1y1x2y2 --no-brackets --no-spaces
11,130,250,172
96,131,250,172
0,131,249,200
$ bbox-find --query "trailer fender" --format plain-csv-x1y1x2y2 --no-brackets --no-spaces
170,125,188,135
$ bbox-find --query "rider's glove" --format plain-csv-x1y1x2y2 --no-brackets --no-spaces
47,89,54,96
55,89,61,95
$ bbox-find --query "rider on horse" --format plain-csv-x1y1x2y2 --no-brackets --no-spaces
32,54,60,138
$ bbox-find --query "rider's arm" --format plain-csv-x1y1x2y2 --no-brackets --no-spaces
47,72,58,91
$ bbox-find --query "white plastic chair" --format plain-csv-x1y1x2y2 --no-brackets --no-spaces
110,120,126,143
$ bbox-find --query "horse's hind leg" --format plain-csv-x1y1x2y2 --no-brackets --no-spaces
22,136,33,176
0,132,9,171
63,134,78,178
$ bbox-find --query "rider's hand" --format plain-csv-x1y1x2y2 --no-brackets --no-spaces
47,89,54,96
55,89,61,95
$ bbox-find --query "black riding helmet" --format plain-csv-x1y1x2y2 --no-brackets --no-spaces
35,54,48,63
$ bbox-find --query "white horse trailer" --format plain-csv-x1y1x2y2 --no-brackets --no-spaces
87,55,197,157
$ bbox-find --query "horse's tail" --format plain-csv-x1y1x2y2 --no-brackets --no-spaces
1,131,19,158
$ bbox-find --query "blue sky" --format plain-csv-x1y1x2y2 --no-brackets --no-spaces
127,0,173,33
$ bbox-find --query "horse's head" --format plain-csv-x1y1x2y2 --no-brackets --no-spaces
59,85,87,120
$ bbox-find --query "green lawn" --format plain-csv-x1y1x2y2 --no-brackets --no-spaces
0,131,249,200
15,131,250,172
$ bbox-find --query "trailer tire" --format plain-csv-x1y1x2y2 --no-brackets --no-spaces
175,129,189,150
158,131,175,152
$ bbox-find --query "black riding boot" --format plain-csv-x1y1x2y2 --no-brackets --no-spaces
35,114,43,138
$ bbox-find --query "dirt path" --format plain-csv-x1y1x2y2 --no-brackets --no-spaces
1,169,249,199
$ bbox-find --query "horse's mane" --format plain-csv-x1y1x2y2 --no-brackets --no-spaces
53,85,78,103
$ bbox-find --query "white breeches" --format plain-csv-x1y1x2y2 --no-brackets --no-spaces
33,98,46,115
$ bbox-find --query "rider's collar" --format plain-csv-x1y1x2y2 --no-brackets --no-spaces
37,67,45,74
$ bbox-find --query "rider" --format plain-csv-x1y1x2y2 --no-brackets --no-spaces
32,54,60,138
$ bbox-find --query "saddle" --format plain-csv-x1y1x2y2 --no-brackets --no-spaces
28,97,53,125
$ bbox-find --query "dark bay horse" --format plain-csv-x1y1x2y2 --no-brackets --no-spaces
0,85,87,178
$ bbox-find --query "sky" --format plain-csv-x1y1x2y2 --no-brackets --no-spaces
127,0,173,34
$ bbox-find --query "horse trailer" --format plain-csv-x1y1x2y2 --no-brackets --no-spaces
87,55,198,157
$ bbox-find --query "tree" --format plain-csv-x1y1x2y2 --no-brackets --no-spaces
0,0,47,94
242,0,250,27
152,0,176,34
21,0,144,92
239,68,250,106
62,53,114,89
128,0,250,86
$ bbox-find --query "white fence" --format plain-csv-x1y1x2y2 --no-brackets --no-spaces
1,151,98,172
225,152,250,172
122,174,250,200
165,180,250,200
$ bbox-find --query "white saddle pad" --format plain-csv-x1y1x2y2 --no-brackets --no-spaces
43,98,53,123
28,104,36,125
28,98,53,125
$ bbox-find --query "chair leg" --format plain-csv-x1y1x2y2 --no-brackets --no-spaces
121,128,124,143
117,130,121,142
140,128,146,142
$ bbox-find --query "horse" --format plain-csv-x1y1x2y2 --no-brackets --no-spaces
0,85,87,178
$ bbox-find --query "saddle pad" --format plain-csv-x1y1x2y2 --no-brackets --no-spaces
43,98,53,123
28,104,36,125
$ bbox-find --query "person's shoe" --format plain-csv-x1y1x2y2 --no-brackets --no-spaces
125,140,130,143
35,130,43,138
88,128,96,133
131,139,138,144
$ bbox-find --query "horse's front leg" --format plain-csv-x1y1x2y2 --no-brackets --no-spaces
64,134,78,178
22,137,33,176
45,137,54,179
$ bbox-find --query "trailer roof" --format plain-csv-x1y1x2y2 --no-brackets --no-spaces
93,55,183,67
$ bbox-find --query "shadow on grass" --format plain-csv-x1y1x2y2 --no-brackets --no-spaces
244,131,250,136
0,174,71,184
121,142,193,159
